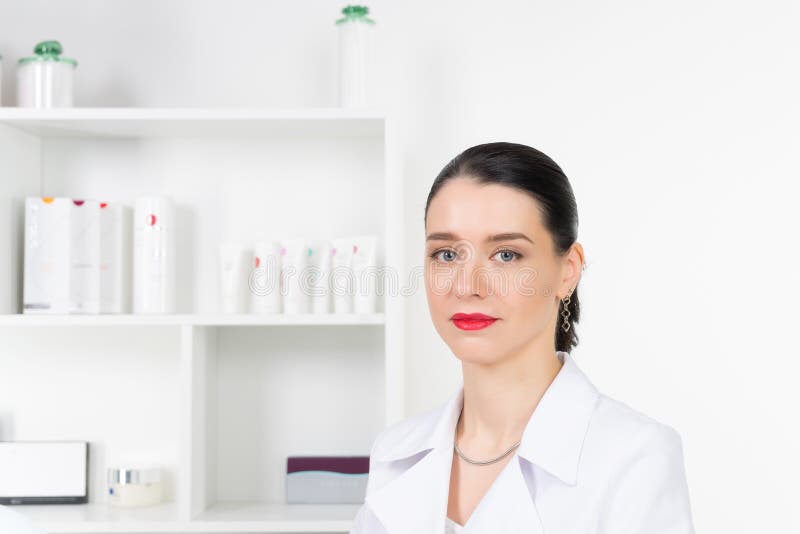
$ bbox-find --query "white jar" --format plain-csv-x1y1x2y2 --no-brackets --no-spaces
107,467,163,508
336,5,375,108
17,40,77,108
0,52,4,105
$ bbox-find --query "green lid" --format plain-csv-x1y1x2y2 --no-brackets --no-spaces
18,40,78,67
336,5,375,25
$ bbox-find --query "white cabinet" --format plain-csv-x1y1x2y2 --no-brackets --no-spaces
0,108,405,533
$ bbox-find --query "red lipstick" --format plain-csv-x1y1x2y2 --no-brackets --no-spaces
451,313,498,331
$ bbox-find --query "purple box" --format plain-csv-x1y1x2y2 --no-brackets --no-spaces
286,456,369,504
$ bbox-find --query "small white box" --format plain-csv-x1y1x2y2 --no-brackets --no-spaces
0,441,88,504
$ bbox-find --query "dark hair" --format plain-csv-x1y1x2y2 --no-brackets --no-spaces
424,142,581,353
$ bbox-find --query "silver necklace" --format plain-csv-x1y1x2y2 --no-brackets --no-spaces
453,426,521,466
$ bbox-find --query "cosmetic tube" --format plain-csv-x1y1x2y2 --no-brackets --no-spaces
280,238,309,314
250,241,282,314
330,237,355,314
352,235,378,314
308,240,332,314
219,243,248,314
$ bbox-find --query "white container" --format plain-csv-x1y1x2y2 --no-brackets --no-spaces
0,52,3,106
219,242,248,314
308,240,332,314
330,237,355,314
133,197,176,314
280,238,309,314
100,202,130,314
352,235,378,313
336,5,375,107
107,467,162,508
250,240,282,314
69,199,101,314
17,40,77,108
23,197,71,314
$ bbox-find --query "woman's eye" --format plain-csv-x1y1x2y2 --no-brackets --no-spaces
493,249,521,263
432,249,457,262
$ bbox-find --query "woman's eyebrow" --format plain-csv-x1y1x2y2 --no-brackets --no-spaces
426,232,534,245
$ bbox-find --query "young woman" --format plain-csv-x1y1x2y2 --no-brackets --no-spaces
351,142,695,533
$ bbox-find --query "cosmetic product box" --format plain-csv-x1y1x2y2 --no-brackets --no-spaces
107,466,163,507
286,455,369,504
0,441,89,504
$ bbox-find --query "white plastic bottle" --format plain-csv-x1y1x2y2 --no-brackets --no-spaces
133,197,176,314
336,5,375,108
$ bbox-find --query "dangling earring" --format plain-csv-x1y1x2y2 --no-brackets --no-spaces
561,287,574,333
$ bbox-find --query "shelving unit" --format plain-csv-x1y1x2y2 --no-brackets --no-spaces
0,313,385,327
0,108,405,534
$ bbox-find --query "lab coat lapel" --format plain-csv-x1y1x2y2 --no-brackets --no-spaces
464,456,545,534
365,445,453,533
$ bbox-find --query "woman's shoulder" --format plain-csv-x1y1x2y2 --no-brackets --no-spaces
582,392,687,481
592,392,684,446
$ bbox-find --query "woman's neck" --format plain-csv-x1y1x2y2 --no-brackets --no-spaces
458,341,563,453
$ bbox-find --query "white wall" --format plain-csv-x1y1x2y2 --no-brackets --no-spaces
2,0,798,531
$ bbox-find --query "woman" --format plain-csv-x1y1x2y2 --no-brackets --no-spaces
351,142,695,533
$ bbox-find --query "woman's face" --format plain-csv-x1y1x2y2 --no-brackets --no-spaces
424,176,582,366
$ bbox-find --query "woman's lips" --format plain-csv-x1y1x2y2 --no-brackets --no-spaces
451,313,498,331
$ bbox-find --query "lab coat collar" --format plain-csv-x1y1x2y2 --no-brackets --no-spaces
370,350,600,486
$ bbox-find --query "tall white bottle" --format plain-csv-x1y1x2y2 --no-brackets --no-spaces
336,5,375,108
133,197,176,314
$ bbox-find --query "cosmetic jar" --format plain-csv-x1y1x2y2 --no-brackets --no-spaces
17,40,77,107
107,467,163,507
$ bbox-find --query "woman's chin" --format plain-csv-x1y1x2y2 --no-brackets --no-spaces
450,343,505,366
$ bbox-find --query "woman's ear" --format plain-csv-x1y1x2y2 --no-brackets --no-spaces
560,242,585,297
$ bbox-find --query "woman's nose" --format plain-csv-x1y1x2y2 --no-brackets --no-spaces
454,259,487,299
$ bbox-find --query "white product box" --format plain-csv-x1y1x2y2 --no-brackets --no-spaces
69,199,101,314
23,197,72,314
100,202,131,313
133,197,176,314
0,441,89,504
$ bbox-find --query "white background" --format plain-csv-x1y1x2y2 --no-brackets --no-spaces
1,1,798,531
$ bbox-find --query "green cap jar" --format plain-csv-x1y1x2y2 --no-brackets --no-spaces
336,5,375,25
18,40,78,67
17,40,78,107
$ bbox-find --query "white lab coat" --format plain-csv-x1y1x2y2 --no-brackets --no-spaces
350,351,695,533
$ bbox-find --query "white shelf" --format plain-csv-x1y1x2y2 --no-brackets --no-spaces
8,502,358,533
0,107,385,138
6,503,181,534
0,313,385,327
195,502,359,532
0,106,405,534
